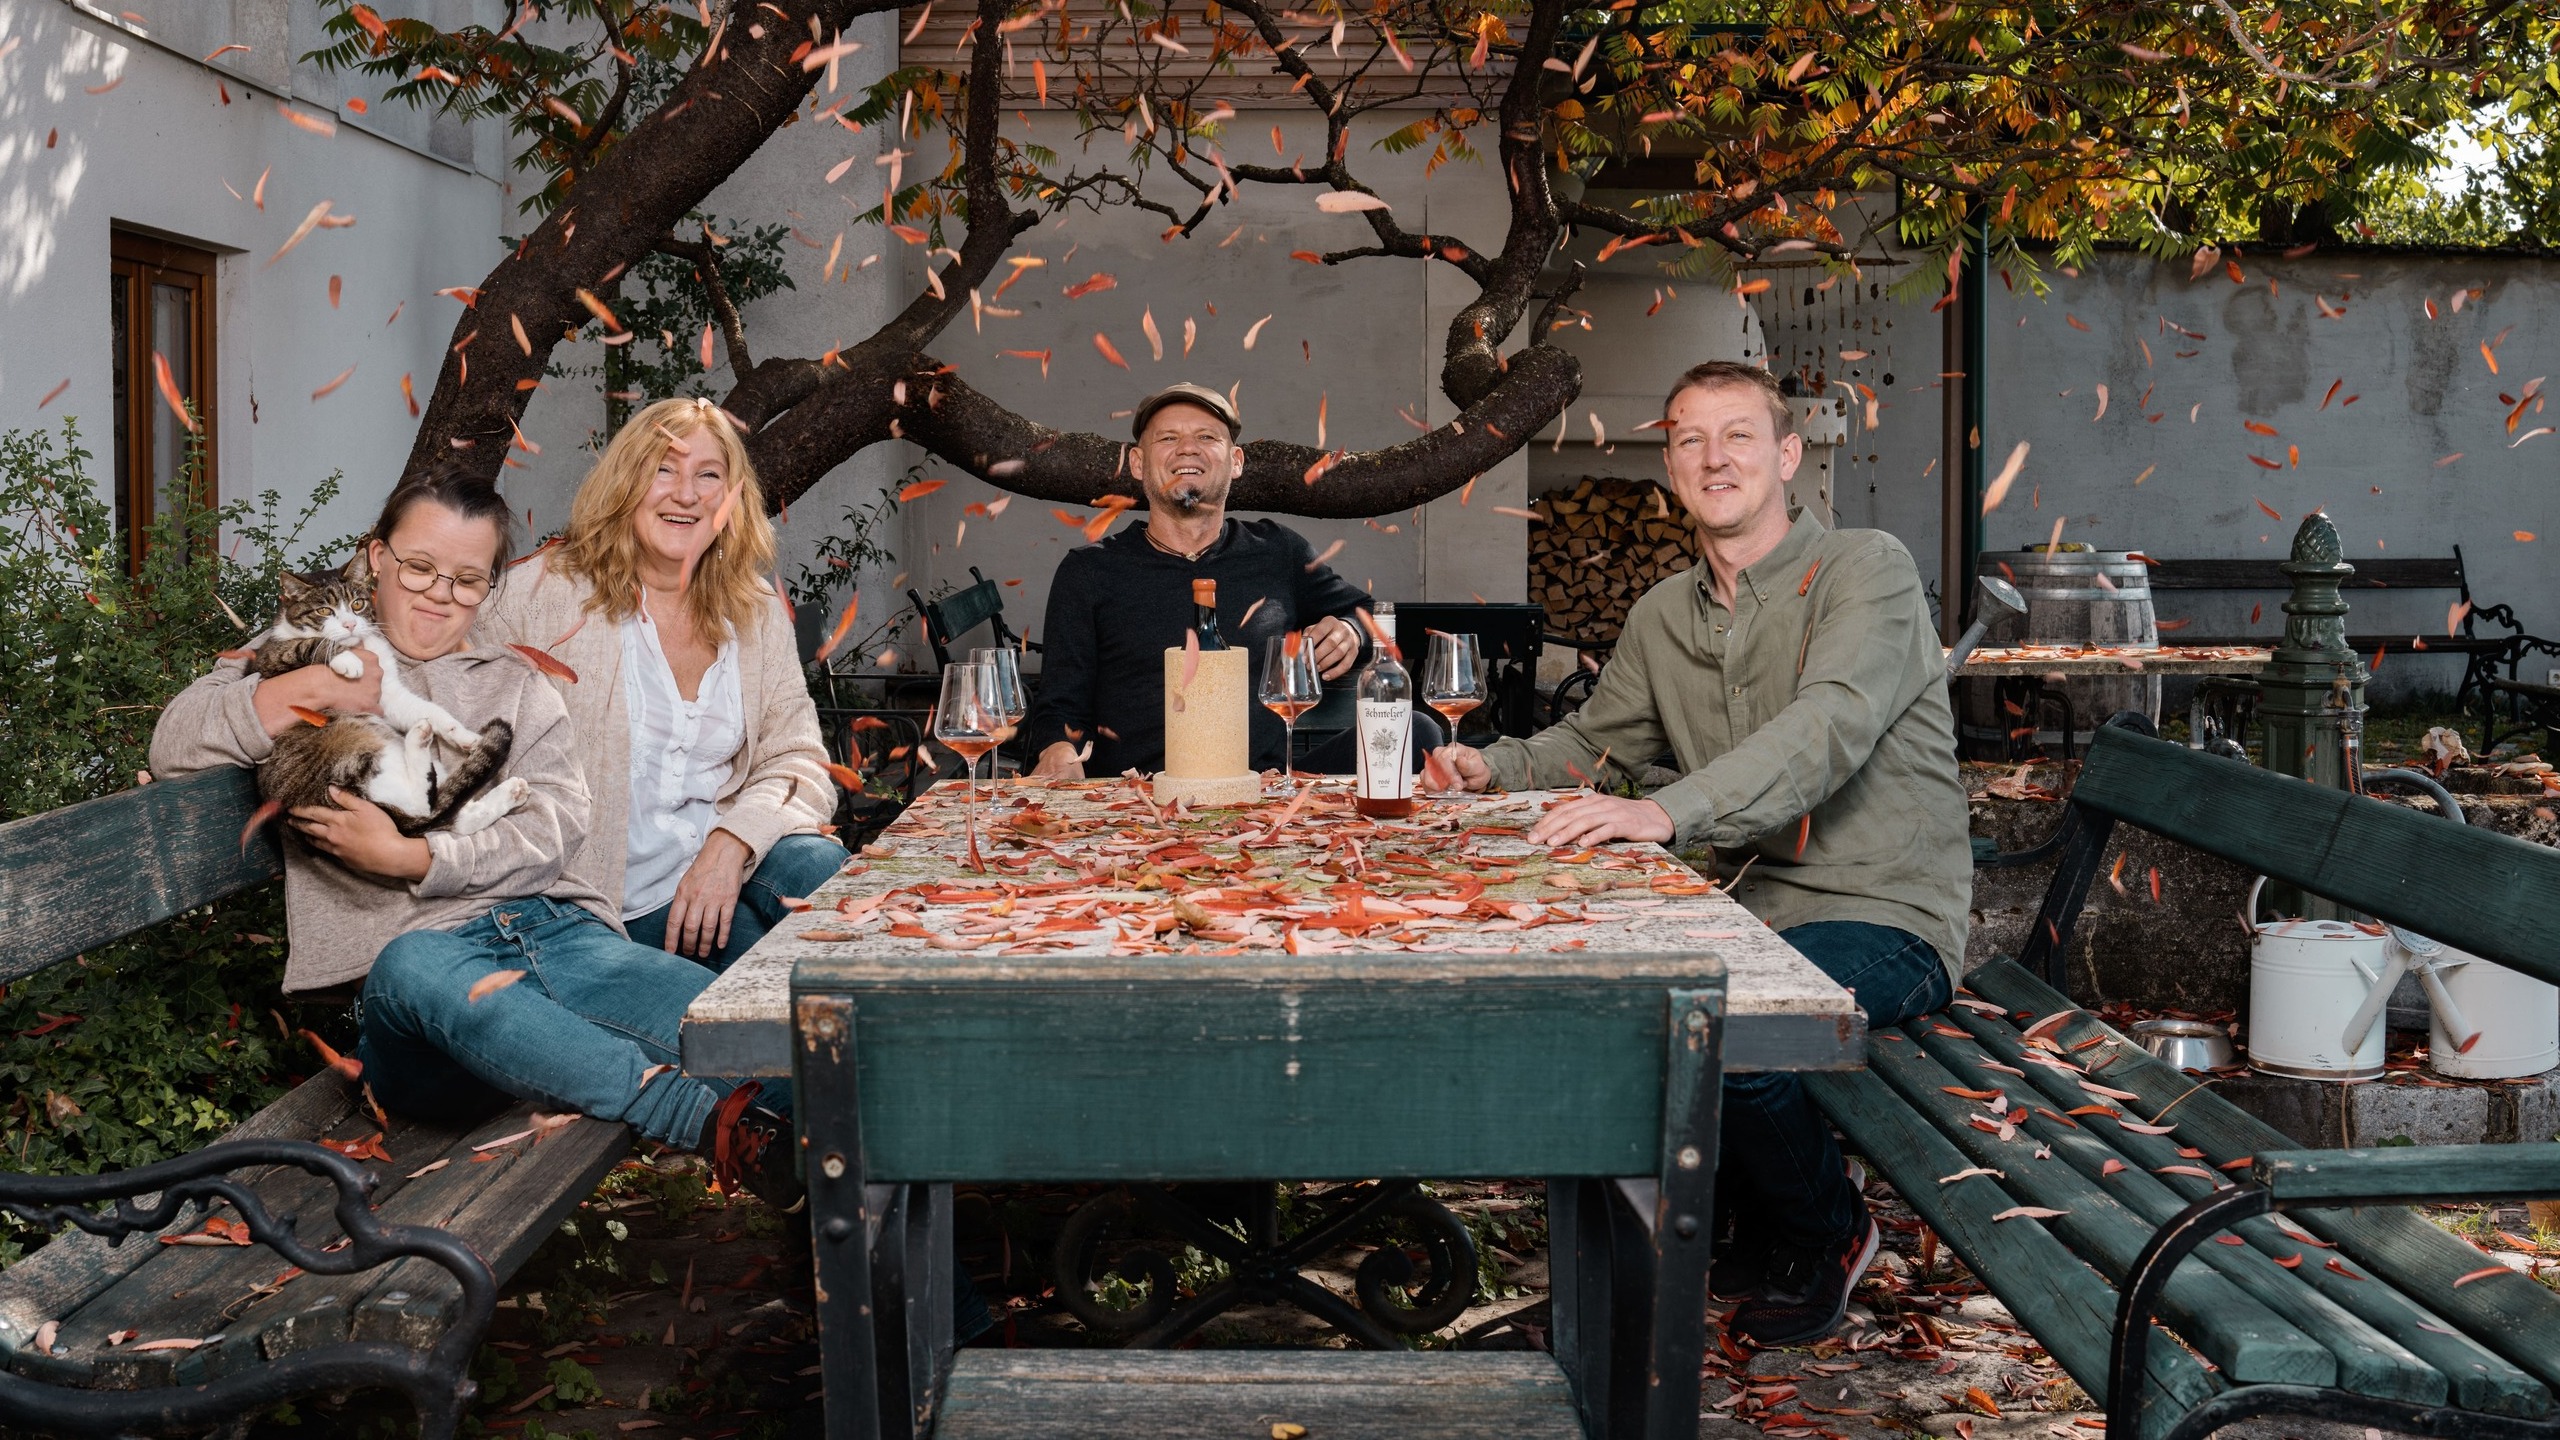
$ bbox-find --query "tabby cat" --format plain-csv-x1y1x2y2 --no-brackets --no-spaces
247,557,526,837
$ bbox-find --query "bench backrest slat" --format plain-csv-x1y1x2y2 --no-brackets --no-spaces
2072,728,2560,987
0,767,280,981
2145,557,2464,591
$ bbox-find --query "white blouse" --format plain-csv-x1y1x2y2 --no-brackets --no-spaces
619,604,746,920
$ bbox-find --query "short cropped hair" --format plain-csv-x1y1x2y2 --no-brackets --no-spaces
1662,360,1795,440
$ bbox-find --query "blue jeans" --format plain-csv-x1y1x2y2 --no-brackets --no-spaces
624,833,852,973
359,897,781,1151
1725,922,1952,1248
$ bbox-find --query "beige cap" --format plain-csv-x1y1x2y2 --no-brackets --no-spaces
1131,382,1242,439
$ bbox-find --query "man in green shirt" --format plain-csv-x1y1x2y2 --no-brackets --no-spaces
1438,360,1971,1346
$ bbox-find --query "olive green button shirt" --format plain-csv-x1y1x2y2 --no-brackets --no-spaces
1484,509,1971,983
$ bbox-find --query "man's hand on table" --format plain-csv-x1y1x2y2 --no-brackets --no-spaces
1527,794,1675,848
1429,744,1494,793
1030,740,1088,781
1310,614,1362,679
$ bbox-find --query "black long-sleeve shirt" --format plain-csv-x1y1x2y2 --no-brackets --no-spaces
1026,519,1373,775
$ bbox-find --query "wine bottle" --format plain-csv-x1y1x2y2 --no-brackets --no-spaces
1353,602,1415,818
1191,578,1228,651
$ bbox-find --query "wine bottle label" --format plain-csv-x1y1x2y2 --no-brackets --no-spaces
1355,700,1413,800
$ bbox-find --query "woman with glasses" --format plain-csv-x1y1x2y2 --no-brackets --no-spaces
473,396,844,973
148,465,796,1203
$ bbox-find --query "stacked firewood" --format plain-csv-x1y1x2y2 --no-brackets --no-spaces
1529,477,1702,644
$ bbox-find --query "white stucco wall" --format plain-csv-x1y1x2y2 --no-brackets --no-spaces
0,0,508,552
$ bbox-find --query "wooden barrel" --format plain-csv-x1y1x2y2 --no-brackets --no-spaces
1957,547,2162,754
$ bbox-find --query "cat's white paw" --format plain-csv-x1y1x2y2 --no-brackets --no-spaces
329,651,366,679
436,721,484,750
451,777,530,836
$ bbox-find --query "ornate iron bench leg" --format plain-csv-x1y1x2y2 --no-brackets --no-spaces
2107,1185,2272,1440
0,1138,495,1440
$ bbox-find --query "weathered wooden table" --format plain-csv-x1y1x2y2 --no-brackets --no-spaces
1949,644,2271,677
685,779,1864,1078
682,777,1865,1440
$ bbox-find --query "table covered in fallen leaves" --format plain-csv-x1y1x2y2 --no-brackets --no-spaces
1949,644,2270,677
681,776,1866,1079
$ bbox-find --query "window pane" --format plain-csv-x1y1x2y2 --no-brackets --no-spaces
150,280,193,507
110,271,131,543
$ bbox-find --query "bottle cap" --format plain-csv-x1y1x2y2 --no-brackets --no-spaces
1193,578,1217,605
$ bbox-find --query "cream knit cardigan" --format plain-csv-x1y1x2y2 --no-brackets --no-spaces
474,552,835,918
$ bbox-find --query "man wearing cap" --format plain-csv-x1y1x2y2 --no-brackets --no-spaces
1025,384,1381,780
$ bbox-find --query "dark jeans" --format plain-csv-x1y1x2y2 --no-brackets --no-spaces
625,833,852,973
1725,922,1952,1248
1296,709,1448,774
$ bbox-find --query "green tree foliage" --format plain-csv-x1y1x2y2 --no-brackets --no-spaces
0,420,348,1250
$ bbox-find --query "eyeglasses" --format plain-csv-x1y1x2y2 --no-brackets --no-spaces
379,543,494,607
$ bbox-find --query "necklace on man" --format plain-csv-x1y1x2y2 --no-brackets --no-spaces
1147,525,1215,563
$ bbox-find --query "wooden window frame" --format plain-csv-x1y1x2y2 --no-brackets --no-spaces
109,230,218,574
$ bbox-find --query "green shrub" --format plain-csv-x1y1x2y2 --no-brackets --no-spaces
0,417,350,1257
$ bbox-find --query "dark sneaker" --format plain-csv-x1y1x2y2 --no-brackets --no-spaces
1710,1226,1775,1302
1712,1161,1864,1303
1729,1210,1880,1347
707,1082,805,1214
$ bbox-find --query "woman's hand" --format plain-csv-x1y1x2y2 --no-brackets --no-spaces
664,829,753,960
292,788,432,880
254,654,383,737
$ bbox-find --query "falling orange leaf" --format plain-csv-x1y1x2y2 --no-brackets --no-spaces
1062,273,1116,299
1092,332,1130,369
813,596,861,664
2244,420,2280,436
2518,531,2539,543
153,352,197,433
467,969,527,1004
2254,498,2282,521
822,760,865,789
288,705,331,728
400,372,419,417
898,478,947,503
1242,315,1273,350
2482,342,2500,375
509,643,579,683
311,364,357,401
2454,1266,2509,1287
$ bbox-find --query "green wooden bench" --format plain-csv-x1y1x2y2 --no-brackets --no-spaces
0,768,630,1436
1811,721,2560,1440
789,948,1733,1440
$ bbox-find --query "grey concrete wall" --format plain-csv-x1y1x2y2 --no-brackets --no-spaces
1979,248,2557,701
0,0,508,550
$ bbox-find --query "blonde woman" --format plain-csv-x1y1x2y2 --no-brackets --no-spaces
478,397,842,970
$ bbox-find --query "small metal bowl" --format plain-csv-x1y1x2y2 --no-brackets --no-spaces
2131,1019,2237,1072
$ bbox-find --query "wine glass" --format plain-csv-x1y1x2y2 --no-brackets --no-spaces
1422,631,1486,741
1259,631,1324,792
969,645,1029,794
934,663,998,867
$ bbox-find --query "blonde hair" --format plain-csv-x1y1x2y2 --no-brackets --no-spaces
556,397,778,644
